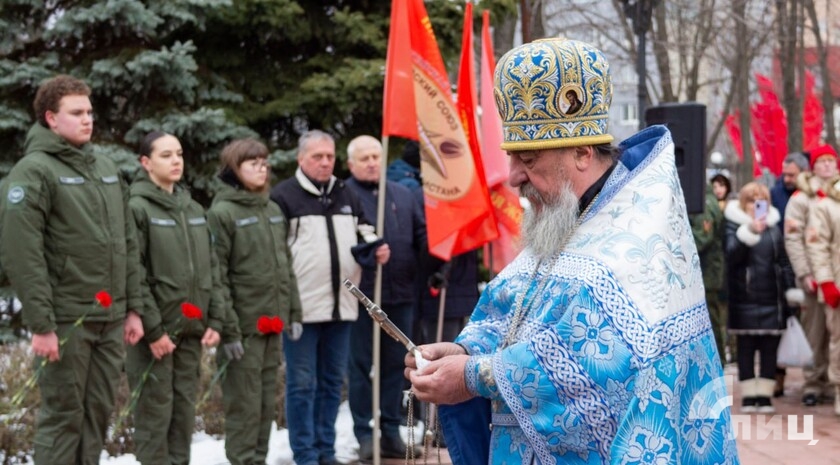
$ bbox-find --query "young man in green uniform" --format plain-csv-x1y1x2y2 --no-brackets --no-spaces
127,131,225,464
0,75,144,464
208,138,303,465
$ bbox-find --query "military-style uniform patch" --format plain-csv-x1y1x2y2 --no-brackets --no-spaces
7,186,24,204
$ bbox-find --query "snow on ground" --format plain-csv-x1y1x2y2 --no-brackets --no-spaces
100,401,420,465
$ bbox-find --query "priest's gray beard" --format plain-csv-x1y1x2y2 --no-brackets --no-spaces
519,181,580,259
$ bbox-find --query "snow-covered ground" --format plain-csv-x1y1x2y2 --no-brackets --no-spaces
101,401,420,465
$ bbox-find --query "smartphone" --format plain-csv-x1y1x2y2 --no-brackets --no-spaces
754,199,768,220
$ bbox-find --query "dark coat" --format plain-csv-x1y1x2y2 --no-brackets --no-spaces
724,201,795,334
386,159,480,320
208,183,302,340
345,177,426,304
770,176,795,234
129,171,226,341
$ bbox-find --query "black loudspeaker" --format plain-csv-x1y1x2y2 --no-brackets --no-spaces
645,102,706,215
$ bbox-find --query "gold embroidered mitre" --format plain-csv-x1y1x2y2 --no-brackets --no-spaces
494,37,614,150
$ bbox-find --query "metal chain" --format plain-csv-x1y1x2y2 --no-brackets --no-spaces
405,391,442,465
406,390,416,464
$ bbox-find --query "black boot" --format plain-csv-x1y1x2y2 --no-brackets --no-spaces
774,368,786,398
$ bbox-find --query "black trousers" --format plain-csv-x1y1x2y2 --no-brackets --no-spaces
737,334,782,380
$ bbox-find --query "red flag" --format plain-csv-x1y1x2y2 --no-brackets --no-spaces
478,10,522,273
456,2,483,184
725,111,762,178
724,112,744,162
382,0,416,139
384,0,498,260
479,10,507,188
449,1,499,258
750,74,788,176
802,70,824,152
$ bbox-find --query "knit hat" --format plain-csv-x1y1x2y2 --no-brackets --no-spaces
493,37,613,151
809,143,838,167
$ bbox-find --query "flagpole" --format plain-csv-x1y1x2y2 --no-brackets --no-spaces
370,135,391,465
425,281,447,448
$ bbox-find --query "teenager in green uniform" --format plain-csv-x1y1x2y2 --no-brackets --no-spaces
126,131,225,464
0,75,144,464
208,138,303,465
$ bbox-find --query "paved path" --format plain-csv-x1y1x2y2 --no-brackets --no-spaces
388,366,839,465
729,365,840,464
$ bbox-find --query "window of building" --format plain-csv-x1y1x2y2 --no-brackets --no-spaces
621,103,638,126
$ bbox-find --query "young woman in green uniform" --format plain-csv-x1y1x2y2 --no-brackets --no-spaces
127,131,225,464
207,138,302,465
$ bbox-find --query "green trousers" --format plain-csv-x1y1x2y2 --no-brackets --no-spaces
126,336,202,465
221,334,280,465
33,320,124,465
706,290,728,366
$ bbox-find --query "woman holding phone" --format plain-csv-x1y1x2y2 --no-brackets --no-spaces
724,181,796,413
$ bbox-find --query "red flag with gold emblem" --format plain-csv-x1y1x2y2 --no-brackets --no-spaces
383,0,498,260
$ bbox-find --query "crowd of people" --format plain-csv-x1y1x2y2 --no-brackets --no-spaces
0,75,476,465
697,144,840,415
1,35,800,465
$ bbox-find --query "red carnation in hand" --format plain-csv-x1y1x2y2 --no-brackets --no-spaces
270,316,284,334
95,290,113,309
257,315,284,334
181,302,203,320
257,315,273,334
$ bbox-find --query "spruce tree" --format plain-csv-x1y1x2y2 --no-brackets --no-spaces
188,0,493,178
0,0,254,203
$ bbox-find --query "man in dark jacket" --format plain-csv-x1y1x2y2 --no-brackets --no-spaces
0,75,144,464
770,151,810,232
345,135,426,461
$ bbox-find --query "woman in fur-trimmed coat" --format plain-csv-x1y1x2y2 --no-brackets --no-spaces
725,181,798,414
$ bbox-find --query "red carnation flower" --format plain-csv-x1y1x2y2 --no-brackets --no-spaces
95,290,113,309
256,315,273,335
270,316,284,334
181,302,203,320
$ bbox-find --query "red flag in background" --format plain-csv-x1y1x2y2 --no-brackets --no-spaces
724,111,762,178
456,2,483,186
479,10,507,188
383,0,498,260
478,10,522,274
802,70,824,152
724,112,745,162
382,0,416,139
750,74,788,176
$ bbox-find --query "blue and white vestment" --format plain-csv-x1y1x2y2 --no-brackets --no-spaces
447,126,739,465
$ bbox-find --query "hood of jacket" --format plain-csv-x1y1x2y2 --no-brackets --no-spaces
212,181,270,207
129,170,192,211
386,159,421,183
794,171,831,198
24,123,96,170
724,198,781,228
823,175,840,201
